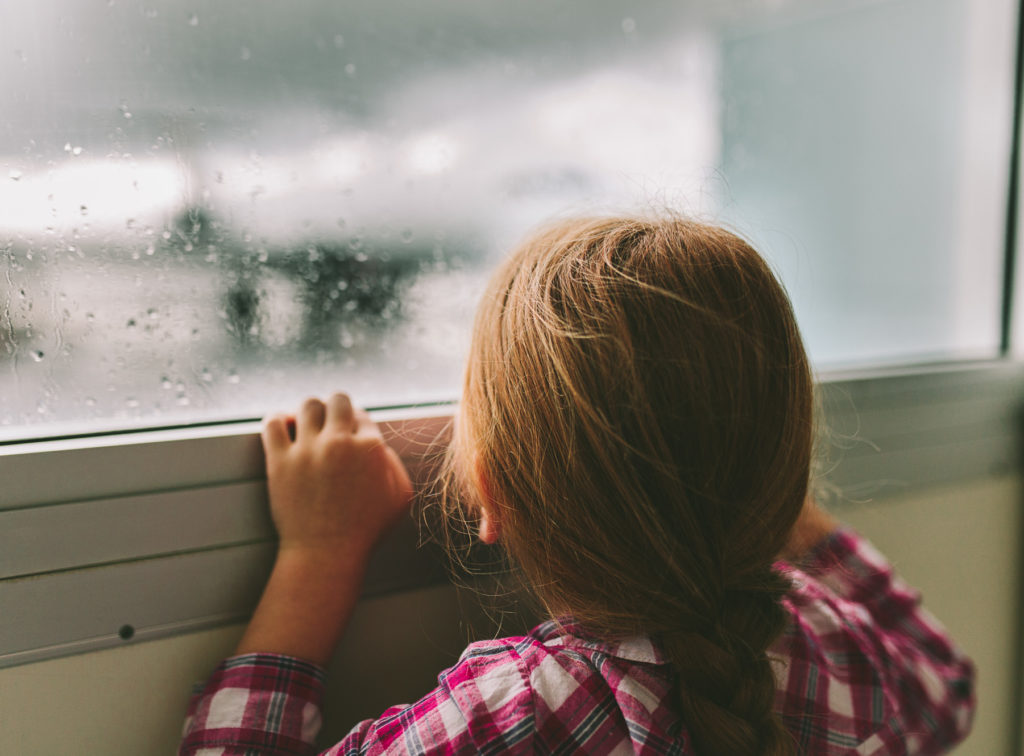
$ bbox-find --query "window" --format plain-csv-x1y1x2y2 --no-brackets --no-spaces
1,0,1017,437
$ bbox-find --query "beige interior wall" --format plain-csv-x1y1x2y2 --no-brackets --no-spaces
1,474,1019,755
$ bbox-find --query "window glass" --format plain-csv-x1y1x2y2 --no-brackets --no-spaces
0,0,1016,437
720,0,1015,368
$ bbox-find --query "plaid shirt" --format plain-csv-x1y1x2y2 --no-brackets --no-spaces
180,529,974,755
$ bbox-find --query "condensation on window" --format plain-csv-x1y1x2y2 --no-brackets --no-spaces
0,0,1016,437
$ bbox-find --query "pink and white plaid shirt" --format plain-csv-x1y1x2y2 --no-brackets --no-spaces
180,529,974,755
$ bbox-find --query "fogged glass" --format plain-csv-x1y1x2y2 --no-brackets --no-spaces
0,0,1015,437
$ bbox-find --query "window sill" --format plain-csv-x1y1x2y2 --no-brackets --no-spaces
1,361,1022,667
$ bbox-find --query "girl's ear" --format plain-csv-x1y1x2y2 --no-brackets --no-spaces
473,453,502,544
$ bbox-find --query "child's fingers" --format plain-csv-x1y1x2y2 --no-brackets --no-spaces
385,446,414,500
261,413,292,452
326,392,356,430
353,408,382,439
297,397,327,440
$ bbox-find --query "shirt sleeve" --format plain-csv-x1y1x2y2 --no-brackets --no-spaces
179,653,326,756
328,639,534,755
179,640,535,756
775,527,976,755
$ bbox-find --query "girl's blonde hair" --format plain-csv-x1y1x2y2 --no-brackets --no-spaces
446,216,812,756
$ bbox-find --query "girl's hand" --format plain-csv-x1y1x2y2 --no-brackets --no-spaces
260,393,414,565
780,495,840,562
235,394,412,664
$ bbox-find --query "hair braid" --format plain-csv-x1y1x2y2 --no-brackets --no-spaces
662,568,795,756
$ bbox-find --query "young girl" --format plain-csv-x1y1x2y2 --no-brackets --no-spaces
179,217,974,755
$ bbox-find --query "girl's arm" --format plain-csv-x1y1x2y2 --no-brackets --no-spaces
235,394,412,664
180,394,413,755
776,505,975,754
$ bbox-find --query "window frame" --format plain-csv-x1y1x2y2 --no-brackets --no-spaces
1,360,1023,669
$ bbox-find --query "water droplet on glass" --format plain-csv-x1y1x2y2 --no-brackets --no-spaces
8,169,22,181
188,13,199,26
200,368,213,382
400,228,414,244
337,279,349,291
63,142,72,152
126,318,137,329
355,252,368,263
79,204,88,215
85,396,97,407
161,377,172,390
147,308,159,320
227,370,240,384
621,17,636,34
176,394,191,406
126,397,140,409
30,349,44,362
72,146,82,156
162,230,172,239
240,46,251,61
145,243,155,255
333,34,345,48
344,63,356,77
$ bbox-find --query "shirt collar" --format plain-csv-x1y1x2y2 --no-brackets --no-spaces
534,618,667,665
